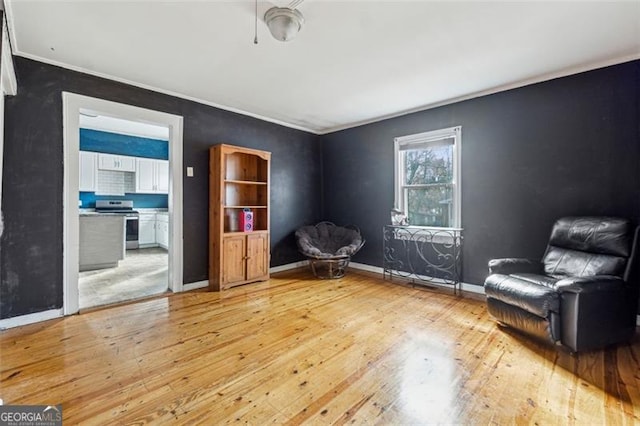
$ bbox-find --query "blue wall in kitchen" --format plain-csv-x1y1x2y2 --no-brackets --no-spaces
79,192,167,208
79,128,168,208
80,128,168,159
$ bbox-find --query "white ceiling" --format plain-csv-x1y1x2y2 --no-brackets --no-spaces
6,1,640,134
79,111,170,140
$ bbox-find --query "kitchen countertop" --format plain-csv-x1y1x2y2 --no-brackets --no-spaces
79,208,168,216
137,208,168,214
80,211,125,217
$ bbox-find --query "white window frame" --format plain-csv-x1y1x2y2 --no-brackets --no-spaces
394,126,462,230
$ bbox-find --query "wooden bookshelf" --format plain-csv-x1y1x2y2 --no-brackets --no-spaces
209,144,271,291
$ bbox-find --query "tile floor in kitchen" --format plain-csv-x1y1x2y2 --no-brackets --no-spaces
79,247,168,309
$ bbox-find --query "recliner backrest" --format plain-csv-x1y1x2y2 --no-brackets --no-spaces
543,217,632,278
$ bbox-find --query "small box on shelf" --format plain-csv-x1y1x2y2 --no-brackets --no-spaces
239,208,253,232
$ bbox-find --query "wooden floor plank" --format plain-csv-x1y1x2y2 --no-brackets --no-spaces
1,269,639,424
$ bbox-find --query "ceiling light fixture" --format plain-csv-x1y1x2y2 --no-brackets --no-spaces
264,7,304,42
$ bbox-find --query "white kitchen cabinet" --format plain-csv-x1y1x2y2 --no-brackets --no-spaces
98,153,136,172
139,213,157,247
136,158,156,193
136,158,169,194
79,151,97,192
156,160,169,193
119,156,136,172
156,213,169,249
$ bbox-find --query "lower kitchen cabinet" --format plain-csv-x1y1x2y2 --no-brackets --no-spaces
139,213,157,247
220,232,269,289
79,215,125,271
138,212,168,249
156,213,169,249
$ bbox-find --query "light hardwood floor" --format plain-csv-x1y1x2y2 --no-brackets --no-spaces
1,269,639,424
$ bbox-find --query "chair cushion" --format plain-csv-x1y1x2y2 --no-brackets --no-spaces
543,246,627,278
510,273,558,289
485,274,559,317
295,222,363,259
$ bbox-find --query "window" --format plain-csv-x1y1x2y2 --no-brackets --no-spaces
394,126,461,228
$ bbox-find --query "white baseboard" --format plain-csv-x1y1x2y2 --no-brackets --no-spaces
349,262,485,295
348,262,382,274
183,262,309,290
138,243,159,249
2,278,213,330
3,270,636,328
182,280,209,292
0,264,311,330
0,308,63,330
270,260,309,274
349,263,640,324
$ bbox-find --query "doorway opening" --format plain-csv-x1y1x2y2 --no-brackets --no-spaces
63,93,183,315
77,113,171,309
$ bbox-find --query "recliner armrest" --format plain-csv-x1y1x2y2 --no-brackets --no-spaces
554,275,626,294
554,274,635,351
488,258,542,275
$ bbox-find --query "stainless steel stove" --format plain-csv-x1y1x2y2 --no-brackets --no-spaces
95,200,140,249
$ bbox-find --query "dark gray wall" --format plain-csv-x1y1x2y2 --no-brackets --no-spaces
1,57,321,319
321,60,640,286
3,56,638,320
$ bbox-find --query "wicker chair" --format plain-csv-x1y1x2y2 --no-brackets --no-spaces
295,221,365,279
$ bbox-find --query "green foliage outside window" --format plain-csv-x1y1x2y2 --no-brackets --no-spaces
403,145,454,227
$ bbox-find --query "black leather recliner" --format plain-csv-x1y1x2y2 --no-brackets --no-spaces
484,217,639,352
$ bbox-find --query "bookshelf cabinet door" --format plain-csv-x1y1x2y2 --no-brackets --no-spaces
246,233,268,281
222,235,246,285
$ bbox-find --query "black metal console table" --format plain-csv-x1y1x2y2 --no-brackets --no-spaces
382,225,463,294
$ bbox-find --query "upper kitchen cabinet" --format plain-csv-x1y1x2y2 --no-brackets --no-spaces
136,158,169,194
79,151,97,192
98,153,136,172
156,160,169,193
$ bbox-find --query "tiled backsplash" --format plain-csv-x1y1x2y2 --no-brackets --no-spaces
124,172,135,192
96,170,136,196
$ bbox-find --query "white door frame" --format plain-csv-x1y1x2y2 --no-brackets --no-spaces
0,15,18,255
62,92,184,315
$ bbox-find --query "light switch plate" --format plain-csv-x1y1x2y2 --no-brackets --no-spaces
187,167,194,177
